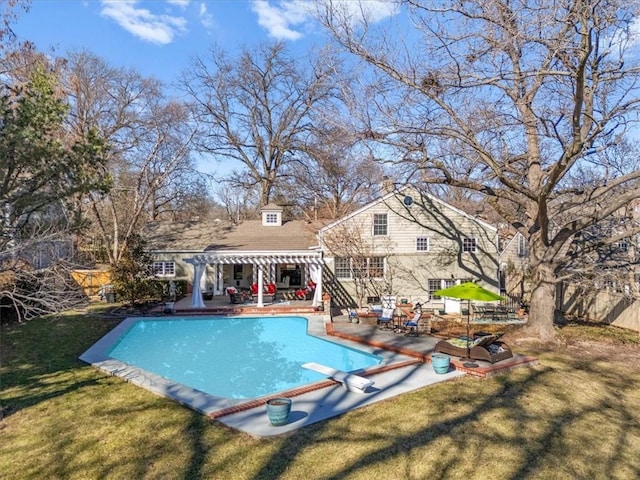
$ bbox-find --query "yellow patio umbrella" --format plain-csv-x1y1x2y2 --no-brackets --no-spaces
433,282,504,367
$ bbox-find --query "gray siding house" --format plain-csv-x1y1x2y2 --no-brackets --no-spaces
145,190,500,312
318,188,500,312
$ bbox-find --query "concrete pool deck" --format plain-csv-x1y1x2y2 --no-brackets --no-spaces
218,359,465,437
80,312,536,438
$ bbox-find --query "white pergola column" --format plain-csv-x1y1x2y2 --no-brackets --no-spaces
186,258,206,308
315,264,323,306
310,263,323,307
216,264,223,295
257,267,264,307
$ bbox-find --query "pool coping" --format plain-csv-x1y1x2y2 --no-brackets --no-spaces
79,313,422,417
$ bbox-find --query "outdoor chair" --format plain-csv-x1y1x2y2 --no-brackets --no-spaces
276,276,290,289
401,311,422,336
378,308,395,330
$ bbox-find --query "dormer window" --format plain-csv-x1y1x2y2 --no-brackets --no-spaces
265,213,278,224
261,203,283,226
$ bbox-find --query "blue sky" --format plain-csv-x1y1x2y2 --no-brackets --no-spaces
13,0,399,89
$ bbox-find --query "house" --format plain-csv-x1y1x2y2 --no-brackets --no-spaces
145,190,500,312
144,204,326,307
317,187,500,313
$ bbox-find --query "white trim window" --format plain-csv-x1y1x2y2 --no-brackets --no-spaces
428,278,456,299
265,213,278,224
416,236,430,252
462,237,477,253
517,235,526,256
335,257,351,279
428,279,442,299
153,261,176,277
335,256,385,279
373,213,388,236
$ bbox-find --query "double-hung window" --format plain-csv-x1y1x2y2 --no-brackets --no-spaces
416,236,430,252
373,213,388,236
335,256,385,279
335,257,351,279
153,261,175,277
265,213,278,224
462,237,477,253
368,257,385,278
428,279,442,299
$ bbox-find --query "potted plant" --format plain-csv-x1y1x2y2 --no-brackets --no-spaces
431,353,451,374
164,299,175,313
266,397,292,426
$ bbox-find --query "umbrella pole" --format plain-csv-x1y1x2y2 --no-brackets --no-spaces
462,299,479,368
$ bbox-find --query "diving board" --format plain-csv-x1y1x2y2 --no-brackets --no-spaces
302,362,374,393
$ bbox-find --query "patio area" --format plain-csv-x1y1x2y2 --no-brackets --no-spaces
158,294,535,379
215,315,537,437
142,295,538,436
157,292,320,315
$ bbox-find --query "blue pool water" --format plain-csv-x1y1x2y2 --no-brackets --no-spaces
108,316,382,399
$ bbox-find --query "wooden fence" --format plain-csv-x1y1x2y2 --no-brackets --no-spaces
557,283,640,333
71,269,111,297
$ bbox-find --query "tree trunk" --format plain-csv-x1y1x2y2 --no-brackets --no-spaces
521,261,557,343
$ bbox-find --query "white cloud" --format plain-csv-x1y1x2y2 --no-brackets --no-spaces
199,2,214,30
250,0,310,41
250,0,399,41
167,0,190,7
100,0,187,45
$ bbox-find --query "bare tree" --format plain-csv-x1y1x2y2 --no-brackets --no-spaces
181,42,341,207
322,221,395,307
63,51,199,265
280,124,384,220
0,0,29,53
212,182,259,224
319,0,640,341
0,56,108,321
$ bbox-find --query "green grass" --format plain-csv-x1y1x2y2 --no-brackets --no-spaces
1,309,639,480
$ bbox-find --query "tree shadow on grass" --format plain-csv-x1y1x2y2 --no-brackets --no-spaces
0,314,122,416
251,356,640,479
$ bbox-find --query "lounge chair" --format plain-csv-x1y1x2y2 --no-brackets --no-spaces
434,334,513,363
378,308,395,329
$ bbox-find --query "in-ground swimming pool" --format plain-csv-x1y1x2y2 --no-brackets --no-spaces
105,316,382,400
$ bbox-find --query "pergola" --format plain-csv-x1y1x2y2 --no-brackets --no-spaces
185,250,324,308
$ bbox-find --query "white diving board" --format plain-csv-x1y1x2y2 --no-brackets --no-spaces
302,362,375,393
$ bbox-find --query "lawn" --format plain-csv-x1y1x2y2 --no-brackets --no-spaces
1,307,639,480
